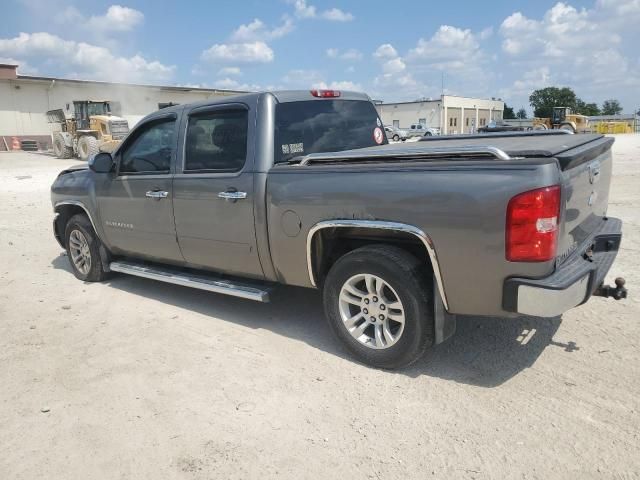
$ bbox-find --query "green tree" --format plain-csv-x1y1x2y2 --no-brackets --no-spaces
503,104,516,119
601,99,623,115
529,87,577,118
575,99,600,116
516,108,527,119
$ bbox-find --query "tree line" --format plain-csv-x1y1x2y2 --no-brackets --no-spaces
504,87,625,119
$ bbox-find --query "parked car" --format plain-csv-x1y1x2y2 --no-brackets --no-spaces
51,90,627,369
478,120,525,133
384,125,407,141
406,123,438,137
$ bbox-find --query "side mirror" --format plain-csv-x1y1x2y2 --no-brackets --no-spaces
89,152,114,173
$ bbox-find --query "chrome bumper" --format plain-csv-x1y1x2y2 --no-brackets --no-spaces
503,217,623,317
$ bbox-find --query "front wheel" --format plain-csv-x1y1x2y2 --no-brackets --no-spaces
392,134,400,141
323,245,434,369
64,214,110,282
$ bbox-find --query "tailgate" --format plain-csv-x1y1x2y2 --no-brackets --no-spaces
556,136,614,263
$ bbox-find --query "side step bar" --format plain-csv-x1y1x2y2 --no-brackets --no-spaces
109,261,271,302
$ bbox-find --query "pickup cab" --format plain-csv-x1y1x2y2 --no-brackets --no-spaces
51,90,627,369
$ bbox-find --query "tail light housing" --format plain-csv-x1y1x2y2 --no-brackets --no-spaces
310,89,341,98
506,185,561,262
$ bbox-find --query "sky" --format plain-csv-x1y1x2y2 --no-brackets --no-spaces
1,0,639,113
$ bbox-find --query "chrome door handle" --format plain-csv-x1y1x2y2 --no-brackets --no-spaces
218,191,247,200
145,190,169,199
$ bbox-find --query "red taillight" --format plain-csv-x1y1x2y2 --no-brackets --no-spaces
506,185,561,262
310,89,341,98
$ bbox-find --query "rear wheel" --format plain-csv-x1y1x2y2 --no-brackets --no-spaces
560,123,575,133
77,136,99,161
323,245,434,369
53,133,73,159
64,214,109,282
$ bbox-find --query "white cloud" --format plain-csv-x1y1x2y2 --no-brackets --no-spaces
382,57,406,74
0,32,174,82
230,17,294,42
321,8,354,21
326,48,362,60
201,41,274,63
56,4,144,33
479,27,494,40
407,25,482,70
312,80,362,91
218,67,242,76
373,44,398,59
290,0,353,21
498,1,640,108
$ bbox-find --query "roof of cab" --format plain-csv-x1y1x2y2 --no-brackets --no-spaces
146,90,371,118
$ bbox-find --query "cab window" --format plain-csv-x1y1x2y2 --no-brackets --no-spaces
184,109,248,173
119,118,175,174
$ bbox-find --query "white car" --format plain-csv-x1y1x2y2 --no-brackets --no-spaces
407,124,439,137
384,125,407,141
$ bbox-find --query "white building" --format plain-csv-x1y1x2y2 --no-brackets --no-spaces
0,64,243,151
376,95,505,135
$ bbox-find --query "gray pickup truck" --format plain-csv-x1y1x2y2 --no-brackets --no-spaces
51,90,627,369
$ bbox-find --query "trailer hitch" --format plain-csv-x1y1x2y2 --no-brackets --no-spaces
593,277,627,300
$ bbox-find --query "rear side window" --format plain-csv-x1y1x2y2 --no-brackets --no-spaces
184,109,248,172
274,100,386,163
119,118,175,174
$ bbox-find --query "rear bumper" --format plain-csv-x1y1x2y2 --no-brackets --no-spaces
503,217,622,317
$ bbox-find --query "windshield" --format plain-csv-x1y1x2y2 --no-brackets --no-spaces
87,102,110,116
274,100,386,163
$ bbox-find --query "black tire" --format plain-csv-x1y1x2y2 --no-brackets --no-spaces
64,214,109,282
560,123,575,133
77,136,99,161
424,131,432,136
323,245,434,369
53,133,73,159
392,134,400,141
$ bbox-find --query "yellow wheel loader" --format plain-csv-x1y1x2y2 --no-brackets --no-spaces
46,101,130,161
532,107,589,133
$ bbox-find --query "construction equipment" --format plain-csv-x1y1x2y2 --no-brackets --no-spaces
532,107,589,133
46,101,130,160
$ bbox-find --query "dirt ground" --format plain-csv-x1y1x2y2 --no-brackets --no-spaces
1,135,639,480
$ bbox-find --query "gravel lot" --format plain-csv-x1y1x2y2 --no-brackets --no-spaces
1,135,639,479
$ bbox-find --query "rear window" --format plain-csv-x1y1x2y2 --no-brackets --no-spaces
274,100,386,163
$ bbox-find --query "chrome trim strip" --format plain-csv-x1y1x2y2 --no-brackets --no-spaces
109,261,270,302
298,145,511,166
517,274,589,317
306,220,449,310
54,200,99,235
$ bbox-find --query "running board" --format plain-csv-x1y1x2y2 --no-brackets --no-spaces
109,261,271,302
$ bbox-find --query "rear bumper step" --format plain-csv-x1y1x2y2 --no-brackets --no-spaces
503,217,624,317
109,261,272,302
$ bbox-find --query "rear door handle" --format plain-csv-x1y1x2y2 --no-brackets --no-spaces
145,190,169,199
218,191,247,200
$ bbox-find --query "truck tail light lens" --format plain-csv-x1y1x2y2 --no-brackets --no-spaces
506,185,561,262
310,89,341,98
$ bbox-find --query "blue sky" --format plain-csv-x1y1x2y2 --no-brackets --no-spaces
1,0,639,113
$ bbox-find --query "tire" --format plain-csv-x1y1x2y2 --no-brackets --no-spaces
424,131,432,136
392,134,400,141
534,124,547,130
64,214,109,282
323,245,434,369
53,133,73,159
77,136,99,161
560,123,575,133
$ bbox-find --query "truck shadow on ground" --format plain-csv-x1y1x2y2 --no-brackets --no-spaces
53,255,573,388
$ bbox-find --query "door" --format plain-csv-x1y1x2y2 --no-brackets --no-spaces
172,105,264,278
95,114,183,262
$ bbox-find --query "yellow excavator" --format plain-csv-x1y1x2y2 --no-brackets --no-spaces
46,100,130,160
533,106,589,133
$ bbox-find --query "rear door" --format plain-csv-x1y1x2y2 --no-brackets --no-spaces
172,103,264,279
95,113,183,262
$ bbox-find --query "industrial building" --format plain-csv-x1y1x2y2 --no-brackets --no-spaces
376,95,505,135
0,64,243,151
